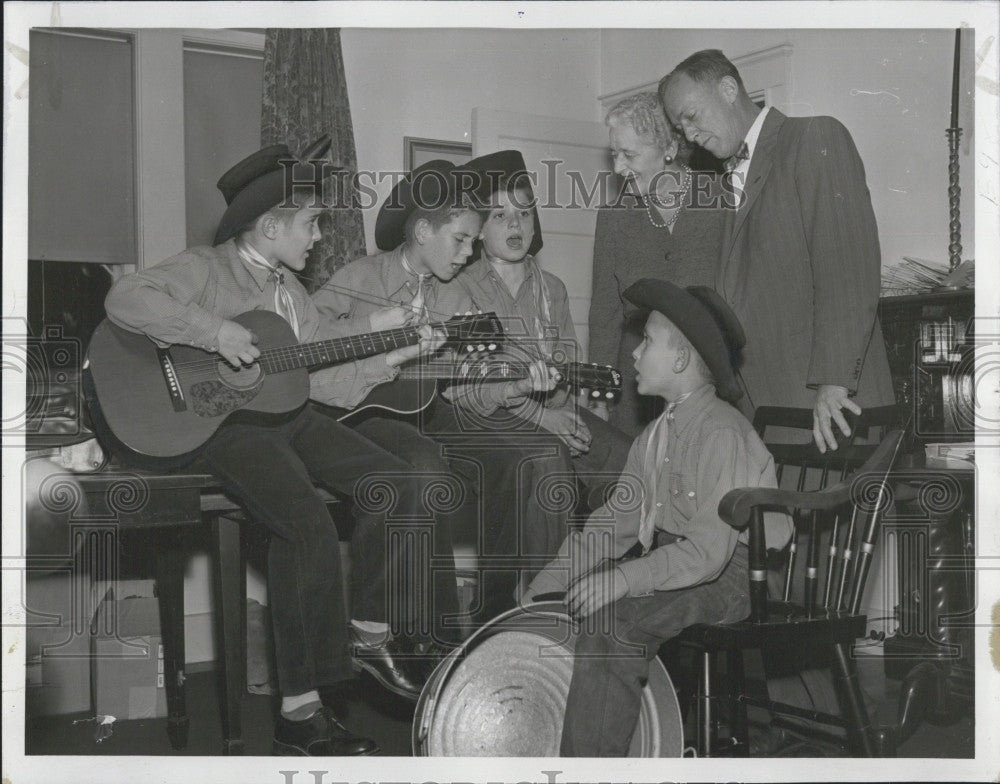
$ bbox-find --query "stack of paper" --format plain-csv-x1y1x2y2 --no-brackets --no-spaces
925,442,975,469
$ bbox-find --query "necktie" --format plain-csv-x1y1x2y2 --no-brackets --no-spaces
638,404,675,551
724,141,750,173
237,241,300,339
400,253,430,322
410,277,428,321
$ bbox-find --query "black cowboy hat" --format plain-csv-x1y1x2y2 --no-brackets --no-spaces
374,159,477,251
464,149,543,257
213,135,339,246
623,279,746,402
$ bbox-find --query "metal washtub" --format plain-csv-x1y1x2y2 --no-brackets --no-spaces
413,601,684,757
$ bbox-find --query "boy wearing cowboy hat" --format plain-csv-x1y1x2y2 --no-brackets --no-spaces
313,158,564,646
523,279,792,756
424,149,632,626
311,159,498,699
103,140,444,756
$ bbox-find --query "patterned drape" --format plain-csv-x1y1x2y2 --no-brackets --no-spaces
261,28,366,292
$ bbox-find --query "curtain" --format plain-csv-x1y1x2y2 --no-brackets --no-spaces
261,28,366,292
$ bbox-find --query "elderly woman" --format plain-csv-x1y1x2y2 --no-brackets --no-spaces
588,92,724,436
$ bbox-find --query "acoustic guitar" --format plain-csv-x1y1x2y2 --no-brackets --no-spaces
86,310,503,460
330,354,622,423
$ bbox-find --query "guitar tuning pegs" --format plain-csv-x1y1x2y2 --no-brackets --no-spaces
605,391,615,399
488,343,497,351
466,345,475,352
591,389,600,398
477,344,486,352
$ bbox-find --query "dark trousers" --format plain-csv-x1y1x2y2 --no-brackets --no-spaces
348,416,464,644
560,545,750,756
424,401,577,626
198,403,425,695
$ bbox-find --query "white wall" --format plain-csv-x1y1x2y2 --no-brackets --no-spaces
599,29,977,271
180,28,604,661
62,28,978,664
341,28,603,250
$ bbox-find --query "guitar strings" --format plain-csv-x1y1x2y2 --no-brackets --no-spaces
166,283,484,375
159,280,612,388
167,323,432,373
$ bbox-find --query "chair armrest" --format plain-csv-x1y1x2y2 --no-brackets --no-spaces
718,484,852,532
717,430,905,533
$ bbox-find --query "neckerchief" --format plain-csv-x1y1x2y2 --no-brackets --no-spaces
638,388,697,551
236,239,299,339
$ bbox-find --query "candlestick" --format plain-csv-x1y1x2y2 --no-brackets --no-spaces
947,128,962,272
950,28,961,129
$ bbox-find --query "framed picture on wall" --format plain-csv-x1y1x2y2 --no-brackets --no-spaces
403,136,473,172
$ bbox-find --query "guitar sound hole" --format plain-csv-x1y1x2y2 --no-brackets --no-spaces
216,359,263,390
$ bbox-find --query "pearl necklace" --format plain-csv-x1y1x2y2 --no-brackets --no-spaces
644,165,692,230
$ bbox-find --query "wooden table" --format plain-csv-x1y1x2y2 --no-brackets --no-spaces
75,470,248,754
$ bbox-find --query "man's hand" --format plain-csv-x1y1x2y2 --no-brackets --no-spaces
539,406,592,456
813,384,862,453
216,319,260,367
385,323,446,367
566,567,628,618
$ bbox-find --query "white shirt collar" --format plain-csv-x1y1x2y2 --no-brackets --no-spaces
734,105,771,177
400,249,431,282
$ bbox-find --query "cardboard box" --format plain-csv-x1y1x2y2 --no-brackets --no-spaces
90,581,167,720
24,570,104,717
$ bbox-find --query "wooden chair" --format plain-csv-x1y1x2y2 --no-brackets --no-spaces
677,405,905,757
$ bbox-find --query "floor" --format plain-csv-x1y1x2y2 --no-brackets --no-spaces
24,654,974,758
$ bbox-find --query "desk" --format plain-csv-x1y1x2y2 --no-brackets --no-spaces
883,454,975,723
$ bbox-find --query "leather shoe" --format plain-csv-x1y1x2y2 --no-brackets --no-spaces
412,639,457,681
273,705,378,756
351,631,427,701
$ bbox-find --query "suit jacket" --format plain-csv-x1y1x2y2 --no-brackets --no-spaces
719,109,895,414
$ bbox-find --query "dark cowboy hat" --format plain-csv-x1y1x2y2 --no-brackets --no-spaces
375,159,478,251
623,278,746,402
464,149,543,256
213,135,339,246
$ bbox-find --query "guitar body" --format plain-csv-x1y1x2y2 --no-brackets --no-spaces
87,311,308,458
331,358,623,424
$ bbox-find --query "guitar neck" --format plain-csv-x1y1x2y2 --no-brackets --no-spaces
256,325,425,374
398,360,579,383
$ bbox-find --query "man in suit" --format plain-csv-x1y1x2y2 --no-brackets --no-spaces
660,50,895,450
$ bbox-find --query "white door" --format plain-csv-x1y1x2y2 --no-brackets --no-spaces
472,108,609,360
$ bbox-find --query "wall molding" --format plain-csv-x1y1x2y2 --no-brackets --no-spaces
597,42,794,111
181,28,265,57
